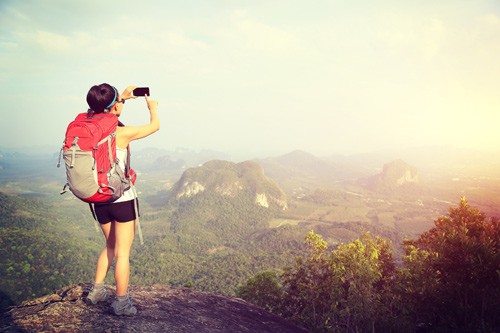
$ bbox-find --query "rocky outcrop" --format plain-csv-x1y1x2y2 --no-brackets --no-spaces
176,180,206,198
1,284,308,333
170,160,288,210
365,159,419,191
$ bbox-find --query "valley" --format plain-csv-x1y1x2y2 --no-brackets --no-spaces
2,146,500,311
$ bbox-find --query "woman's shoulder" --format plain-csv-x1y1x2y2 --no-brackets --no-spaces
115,126,131,148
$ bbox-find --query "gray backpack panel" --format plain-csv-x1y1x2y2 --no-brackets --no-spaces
63,148,99,199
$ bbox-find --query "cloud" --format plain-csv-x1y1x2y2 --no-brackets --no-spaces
33,30,72,52
163,30,207,49
480,13,500,26
228,9,297,53
1,1,500,155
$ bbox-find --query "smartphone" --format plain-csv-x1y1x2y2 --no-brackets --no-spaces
133,87,150,97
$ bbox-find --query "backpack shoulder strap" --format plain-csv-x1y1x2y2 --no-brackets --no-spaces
116,120,131,177
88,203,100,232
124,145,132,178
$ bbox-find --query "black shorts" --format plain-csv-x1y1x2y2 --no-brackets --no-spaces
93,199,139,224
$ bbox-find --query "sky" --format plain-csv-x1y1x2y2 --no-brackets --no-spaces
0,0,499,159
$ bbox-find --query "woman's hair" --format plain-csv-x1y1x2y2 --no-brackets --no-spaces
86,83,117,114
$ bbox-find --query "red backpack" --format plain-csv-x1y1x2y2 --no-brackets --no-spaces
58,112,136,203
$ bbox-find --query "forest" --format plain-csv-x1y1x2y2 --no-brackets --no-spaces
1,150,500,332
1,190,499,332
237,198,500,333
0,188,394,312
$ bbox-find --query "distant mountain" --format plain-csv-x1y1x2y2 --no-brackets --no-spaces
0,145,60,156
364,159,419,191
342,146,500,175
132,147,231,172
166,160,288,239
258,150,369,181
169,160,287,211
255,150,372,198
0,151,61,182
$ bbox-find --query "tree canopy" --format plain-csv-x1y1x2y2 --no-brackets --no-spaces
238,198,500,332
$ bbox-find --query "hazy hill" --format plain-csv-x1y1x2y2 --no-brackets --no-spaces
169,159,287,211
257,150,369,184
254,150,373,201
341,146,500,177
131,147,231,172
364,159,419,191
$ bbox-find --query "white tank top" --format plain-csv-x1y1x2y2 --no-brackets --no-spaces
113,146,135,203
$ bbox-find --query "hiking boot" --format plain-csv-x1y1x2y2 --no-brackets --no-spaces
85,284,109,305
111,295,137,316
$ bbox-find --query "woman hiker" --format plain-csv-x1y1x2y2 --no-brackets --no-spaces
84,83,160,316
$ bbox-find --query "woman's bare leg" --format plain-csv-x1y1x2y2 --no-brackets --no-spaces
94,222,114,284
113,220,135,296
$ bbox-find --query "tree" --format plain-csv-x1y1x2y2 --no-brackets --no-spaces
330,233,396,333
278,231,397,333
400,197,500,332
236,270,283,313
279,231,336,331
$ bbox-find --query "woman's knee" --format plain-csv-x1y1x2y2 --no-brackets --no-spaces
113,249,131,261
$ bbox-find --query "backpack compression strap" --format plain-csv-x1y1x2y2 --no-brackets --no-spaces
117,121,132,179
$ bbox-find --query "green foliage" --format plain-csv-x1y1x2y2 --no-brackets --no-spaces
239,230,398,332
236,270,283,313
1,186,401,316
279,231,397,332
6,180,498,333
169,191,273,241
238,198,500,333
280,231,339,331
0,192,99,312
400,197,500,332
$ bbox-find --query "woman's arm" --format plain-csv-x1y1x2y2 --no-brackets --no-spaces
116,95,160,148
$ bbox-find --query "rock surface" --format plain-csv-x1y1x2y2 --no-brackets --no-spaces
366,159,419,191
1,284,309,333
